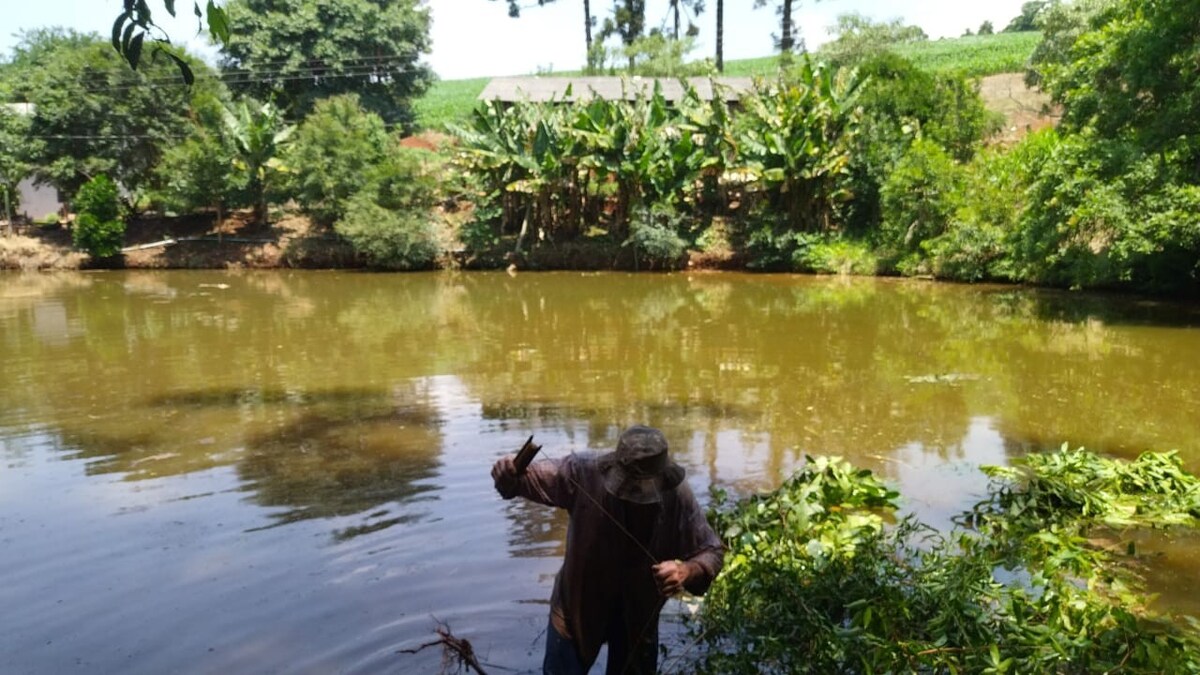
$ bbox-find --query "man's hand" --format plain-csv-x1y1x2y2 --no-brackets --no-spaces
491,455,520,499
652,560,694,597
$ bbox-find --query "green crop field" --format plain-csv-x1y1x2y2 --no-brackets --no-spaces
413,32,1042,131
412,76,491,132
893,32,1041,76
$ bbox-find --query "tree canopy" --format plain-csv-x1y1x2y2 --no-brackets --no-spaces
220,0,433,127
2,29,218,199
819,13,927,66
1041,0,1200,158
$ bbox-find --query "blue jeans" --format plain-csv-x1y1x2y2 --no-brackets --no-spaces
543,618,588,675
542,614,658,675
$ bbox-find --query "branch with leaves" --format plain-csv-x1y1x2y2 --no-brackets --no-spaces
111,0,231,84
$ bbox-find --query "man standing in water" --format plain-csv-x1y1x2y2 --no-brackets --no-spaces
492,426,724,675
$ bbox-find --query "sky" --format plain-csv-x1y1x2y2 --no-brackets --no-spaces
0,1,1029,80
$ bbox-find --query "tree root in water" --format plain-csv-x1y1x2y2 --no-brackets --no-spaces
398,620,489,675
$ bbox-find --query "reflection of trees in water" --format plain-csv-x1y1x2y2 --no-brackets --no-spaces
7,269,1200,505
451,274,976,470
236,381,443,539
451,274,1200,478
47,383,445,541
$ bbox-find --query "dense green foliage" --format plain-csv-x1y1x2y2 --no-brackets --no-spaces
286,94,390,224
0,105,30,225
687,449,1200,673
2,29,216,199
453,63,871,266
4,1,1198,294
334,148,443,270
72,175,125,258
452,56,999,272
154,92,246,221
220,0,433,126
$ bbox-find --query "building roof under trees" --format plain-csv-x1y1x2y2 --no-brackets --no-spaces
478,77,754,103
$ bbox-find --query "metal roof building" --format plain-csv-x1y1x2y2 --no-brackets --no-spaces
477,76,755,104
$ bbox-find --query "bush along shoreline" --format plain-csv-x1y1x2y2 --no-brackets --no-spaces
673,448,1200,674
4,0,1198,297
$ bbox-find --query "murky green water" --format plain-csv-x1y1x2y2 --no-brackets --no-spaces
3,270,1200,673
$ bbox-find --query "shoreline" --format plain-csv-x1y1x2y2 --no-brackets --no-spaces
3,213,1198,304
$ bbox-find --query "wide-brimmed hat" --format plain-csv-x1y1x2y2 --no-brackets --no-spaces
597,426,686,504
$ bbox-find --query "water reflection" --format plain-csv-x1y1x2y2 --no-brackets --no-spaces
237,382,442,538
3,270,1200,674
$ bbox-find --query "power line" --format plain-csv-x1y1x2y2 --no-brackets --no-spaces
77,59,432,93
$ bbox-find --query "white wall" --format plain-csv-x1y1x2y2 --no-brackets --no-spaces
16,178,62,221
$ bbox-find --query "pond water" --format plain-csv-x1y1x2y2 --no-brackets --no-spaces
3,270,1200,674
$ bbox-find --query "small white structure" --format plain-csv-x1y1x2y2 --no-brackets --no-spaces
16,177,62,221
478,76,755,104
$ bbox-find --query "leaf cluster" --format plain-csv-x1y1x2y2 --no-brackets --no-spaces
455,63,863,261
72,175,126,258
219,0,433,127
110,0,230,84
687,449,1200,674
333,147,444,270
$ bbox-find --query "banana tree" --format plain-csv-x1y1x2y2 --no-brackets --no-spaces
737,60,863,231
222,99,294,224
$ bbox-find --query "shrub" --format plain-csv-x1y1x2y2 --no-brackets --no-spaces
624,205,688,270
334,147,443,270
72,213,126,258
72,175,124,258
74,174,120,223
155,132,245,218
880,139,963,255
839,53,998,234
919,138,1050,282
687,450,1200,674
796,236,880,275
287,94,390,224
336,196,439,270
743,222,813,271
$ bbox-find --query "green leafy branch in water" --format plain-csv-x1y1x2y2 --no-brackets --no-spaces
682,450,1200,674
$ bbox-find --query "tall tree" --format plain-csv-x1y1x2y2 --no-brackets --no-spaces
715,0,724,71
669,0,704,40
754,0,798,55
1003,1,1052,32
2,29,217,200
220,0,432,127
1041,0,1200,157
599,0,647,69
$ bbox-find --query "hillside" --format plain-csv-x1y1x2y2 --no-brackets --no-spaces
413,32,1043,130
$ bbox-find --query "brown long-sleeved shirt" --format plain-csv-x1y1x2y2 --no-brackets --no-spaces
510,452,725,669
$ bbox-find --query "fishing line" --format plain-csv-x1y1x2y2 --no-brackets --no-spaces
531,445,660,565
517,442,690,672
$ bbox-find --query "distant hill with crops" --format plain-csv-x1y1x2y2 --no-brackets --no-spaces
414,32,1042,131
